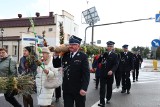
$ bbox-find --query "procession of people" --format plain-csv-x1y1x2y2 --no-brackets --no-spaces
0,35,143,107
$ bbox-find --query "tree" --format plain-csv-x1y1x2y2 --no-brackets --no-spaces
131,46,150,58
115,48,123,53
80,45,122,57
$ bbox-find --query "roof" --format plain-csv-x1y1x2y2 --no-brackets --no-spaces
0,16,56,28
0,36,21,41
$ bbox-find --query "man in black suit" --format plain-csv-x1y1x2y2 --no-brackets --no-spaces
119,45,134,94
98,41,118,107
53,35,90,107
115,53,122,89
132,51,143,82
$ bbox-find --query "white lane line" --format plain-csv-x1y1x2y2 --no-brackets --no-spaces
0,93,4,97
91,87,118,107
112,87,122,92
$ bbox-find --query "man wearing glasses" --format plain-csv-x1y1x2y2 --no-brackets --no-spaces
98,41,118,107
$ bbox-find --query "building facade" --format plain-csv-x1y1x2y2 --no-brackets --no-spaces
0,10,78,62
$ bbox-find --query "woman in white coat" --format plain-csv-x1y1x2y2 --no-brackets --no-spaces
36,47,55,107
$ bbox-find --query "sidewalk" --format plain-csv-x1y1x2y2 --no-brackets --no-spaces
141,66,160,72
141,59,160,72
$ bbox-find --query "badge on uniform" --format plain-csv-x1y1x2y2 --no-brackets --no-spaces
74,60,81,63
77,53,80,56
65,61,67,64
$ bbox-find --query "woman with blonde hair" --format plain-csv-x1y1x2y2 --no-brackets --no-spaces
36,47,56,107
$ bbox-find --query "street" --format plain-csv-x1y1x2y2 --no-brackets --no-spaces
0,59,160,107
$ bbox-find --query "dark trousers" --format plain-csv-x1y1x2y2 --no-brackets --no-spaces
132,67,139,80
115,70,121,87
96,76,100,88
63,92,86,107
4,90,22,107
23,94,33,107
100,75,113,105
121,71,131,91
55,86,61,99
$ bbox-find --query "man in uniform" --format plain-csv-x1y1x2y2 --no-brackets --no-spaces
53,35,90,107
119,44,134,94
98,41,118,107
132,51,143,82
115,53,122,89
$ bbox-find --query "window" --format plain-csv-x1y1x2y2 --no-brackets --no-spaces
3,45,8,50
12,45,17,56
48,28,53,32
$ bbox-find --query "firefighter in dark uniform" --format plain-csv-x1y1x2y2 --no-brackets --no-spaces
98,41,118,107
132,51,143,82
53,35,90,107
119,44,134,94
115,53,122,89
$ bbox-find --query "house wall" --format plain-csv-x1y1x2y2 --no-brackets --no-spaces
0,10,79,63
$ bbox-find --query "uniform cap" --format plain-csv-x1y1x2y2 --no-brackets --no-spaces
122,44,129,48
106,41,115,46
69,35,82,45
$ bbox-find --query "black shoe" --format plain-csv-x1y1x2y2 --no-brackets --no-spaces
95,86,98,89
127,90,130,94
133,80,135,82
116,85,120,88
136,79,138,81
106,100,110,104
56,98,59,102
121,90,126,93
98,103,105,107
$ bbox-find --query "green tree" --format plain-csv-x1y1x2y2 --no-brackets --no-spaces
115,48,123,53
131,46,150,58
81,45,122,57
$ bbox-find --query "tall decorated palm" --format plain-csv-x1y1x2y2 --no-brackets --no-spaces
59,22,64,45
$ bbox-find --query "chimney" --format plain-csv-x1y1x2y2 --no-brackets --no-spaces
18,14,22,18
36,12,40,17
49,12,54,17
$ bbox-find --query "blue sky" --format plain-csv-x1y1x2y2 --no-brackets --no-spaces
0,0,160,50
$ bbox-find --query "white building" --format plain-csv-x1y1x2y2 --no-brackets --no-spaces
0,10,79,62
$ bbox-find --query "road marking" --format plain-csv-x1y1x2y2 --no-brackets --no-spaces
91,71,160,107
0,94,4,97
112,87,121,92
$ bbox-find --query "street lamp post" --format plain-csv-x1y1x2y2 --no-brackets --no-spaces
84,17,154,46
1,28,4,48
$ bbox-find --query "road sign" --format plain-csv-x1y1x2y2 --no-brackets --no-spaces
23,38,35,41
155,14,160,22
151,39,160,47
97,40,101,44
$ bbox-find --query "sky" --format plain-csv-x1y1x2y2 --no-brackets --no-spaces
0,0,160,50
